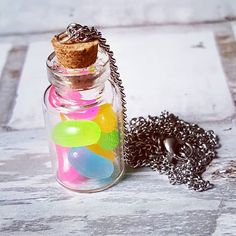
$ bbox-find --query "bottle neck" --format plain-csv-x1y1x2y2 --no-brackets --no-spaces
53,83,105,108
46,50,110,108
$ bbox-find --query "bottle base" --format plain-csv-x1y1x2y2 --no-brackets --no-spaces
56,166,125,193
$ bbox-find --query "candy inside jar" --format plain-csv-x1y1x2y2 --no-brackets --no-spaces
43,46,125,192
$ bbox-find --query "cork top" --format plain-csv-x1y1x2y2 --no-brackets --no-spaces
51,23,99,69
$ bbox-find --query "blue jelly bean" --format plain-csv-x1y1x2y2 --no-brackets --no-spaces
68,147,114,179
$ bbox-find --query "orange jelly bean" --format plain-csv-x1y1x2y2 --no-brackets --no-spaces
93,103,117,133
60,113,67,121
87,144,115,162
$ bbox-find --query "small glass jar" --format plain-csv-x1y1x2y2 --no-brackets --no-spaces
43,48,125,192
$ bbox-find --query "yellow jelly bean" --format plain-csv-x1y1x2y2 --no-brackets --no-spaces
93,104,117,133
87,144,115,162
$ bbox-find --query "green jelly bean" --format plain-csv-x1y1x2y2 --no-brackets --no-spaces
52,120,101,147
98,130,119,150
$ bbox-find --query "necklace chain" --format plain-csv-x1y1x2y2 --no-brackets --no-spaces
57,24,219,191
126,113,219,191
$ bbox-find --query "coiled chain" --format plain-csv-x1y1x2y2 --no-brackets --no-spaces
56,23,219,191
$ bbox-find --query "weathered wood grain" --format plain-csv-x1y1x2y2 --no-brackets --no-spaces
0,45,27,127
216,24,236,105
1,0,236,35
0,120,235,235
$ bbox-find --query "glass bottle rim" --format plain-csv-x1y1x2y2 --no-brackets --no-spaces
46,47,109,78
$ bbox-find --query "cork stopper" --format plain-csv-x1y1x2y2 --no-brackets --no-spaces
51,36,98,69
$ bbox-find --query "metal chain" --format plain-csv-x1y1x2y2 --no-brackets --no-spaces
126,113,219,191
56,23,219,191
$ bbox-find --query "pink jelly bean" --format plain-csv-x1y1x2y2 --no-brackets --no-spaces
64,90,82,101
65,106,99,120
63,90,99,119
56,145,87,183
48,86,61,108
48,86,99,120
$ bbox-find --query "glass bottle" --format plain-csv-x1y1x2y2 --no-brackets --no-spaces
43,48,125,192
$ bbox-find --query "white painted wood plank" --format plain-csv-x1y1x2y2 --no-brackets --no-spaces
1,0,236,34
8,42,52,129
0,120,235,235
232,23,236,40
103,29,235,121
9,29,235,129
0,44,11,76
213,213,236,236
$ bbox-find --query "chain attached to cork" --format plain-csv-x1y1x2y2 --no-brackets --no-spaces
56,23,100,43
56,23,219,192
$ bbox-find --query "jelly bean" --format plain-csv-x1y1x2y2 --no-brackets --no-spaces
87,144,115,161
60,113,67,121
56,145,87,183
48,85,61,108
64,90,99,120
98,130,119,150
68,147,114,179
52,120,101,147
65,106,99,120
48,86,99,120
64,90,81,101
93,104,117,133
49,86,82,108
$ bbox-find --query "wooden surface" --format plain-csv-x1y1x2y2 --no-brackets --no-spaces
0,6,236,235
0,121,236,235
2,0,236,34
